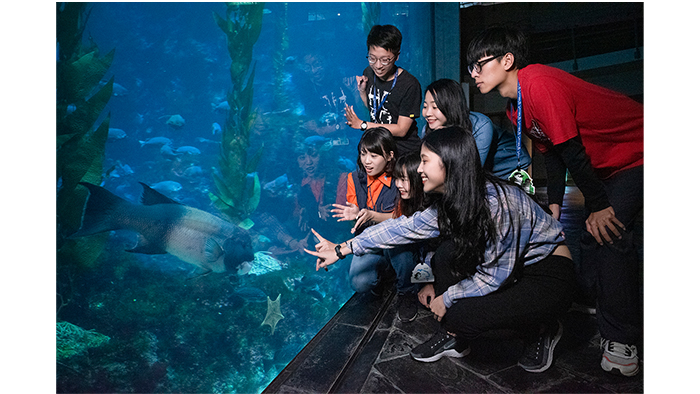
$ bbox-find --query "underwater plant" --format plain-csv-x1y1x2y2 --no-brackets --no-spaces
56,2,114,268
210,3,266,227
271,2,290,110
56,321,111,360
361,2,381,35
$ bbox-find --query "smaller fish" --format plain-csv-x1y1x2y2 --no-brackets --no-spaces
112,83,129,97
196,137,221,145
263,174,289,194
212,122,222,135
140,137,173,147
337,156,356,172
160,114,185,129
175,146,201,155
108,128,127,141
212,101,230,113
150,180,182,193
66,104,77,115
160,144,181,159
183,166,203,177
119,162,134,176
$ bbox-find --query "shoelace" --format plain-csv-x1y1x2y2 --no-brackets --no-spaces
429,331,452,350
602,339,637,358
525,335,546,360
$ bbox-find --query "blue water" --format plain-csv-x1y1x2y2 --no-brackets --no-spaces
56,3,435,393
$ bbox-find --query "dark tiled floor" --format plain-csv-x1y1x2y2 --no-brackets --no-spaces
264,187,643,393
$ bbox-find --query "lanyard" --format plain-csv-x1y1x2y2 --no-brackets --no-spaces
372,68,398,121
509,81,523,169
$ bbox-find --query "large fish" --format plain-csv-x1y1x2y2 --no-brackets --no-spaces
72,182,254,274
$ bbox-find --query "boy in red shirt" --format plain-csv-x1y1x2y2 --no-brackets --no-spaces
466,26,642,377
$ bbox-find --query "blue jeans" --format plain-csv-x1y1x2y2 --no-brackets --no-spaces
348,244,420,295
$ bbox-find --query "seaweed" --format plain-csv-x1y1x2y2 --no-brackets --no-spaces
210,3,266,225
361,2,382,35
271,2,290,110
56,2,113,269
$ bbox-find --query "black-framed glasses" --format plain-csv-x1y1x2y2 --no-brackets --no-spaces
367,55,396,66
467,54,505,74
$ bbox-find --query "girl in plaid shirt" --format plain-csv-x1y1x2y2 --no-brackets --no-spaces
306,126,575,373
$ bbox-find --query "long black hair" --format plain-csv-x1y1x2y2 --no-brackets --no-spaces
424,79,472,135
394,152,427,218
422,126,502,277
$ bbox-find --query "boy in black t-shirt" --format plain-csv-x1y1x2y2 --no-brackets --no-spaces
344,25,422,157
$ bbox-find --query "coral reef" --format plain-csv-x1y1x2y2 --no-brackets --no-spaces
56,321,110,360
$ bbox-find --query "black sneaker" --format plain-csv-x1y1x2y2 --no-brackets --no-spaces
518,320,563,373
410,328,470,362
397,293,418,322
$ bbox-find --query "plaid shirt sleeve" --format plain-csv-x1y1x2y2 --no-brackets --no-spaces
443,184,565,307
351,206,440,255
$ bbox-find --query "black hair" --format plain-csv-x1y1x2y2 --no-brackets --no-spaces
422,126,504,277
356,127,397,178
424,79,473,135
394,152,426,218
367,24,402,55
466,25,529,70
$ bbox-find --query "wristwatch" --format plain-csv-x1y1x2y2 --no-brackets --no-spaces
335,244,346,259
360,121,368,131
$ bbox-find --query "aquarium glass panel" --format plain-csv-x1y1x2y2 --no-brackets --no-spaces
56,3,437,393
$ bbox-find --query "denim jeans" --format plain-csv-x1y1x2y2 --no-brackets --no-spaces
348,244,420,295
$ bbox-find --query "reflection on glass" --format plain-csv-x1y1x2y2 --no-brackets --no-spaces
56,3,434,393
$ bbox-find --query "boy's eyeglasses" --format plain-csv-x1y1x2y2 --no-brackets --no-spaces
366,55,395,66
467,54,505,74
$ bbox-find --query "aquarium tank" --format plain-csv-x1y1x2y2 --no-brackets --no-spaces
56,2,442,393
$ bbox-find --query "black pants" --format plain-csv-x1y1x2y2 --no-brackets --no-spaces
433,240,575,340
580,165,643,344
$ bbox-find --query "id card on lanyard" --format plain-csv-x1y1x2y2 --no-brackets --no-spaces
508,81,535,195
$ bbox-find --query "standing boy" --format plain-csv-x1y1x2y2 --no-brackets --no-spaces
344,24,423,157
465,26,643,377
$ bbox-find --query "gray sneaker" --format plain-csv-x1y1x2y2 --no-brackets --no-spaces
518,320,563,373
601,338,639,377
410,328,470,362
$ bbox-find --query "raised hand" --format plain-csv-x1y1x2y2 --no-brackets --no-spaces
331,202,360,222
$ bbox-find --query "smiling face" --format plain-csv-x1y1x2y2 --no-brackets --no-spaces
422,90,447,130
297,149,320,178
360,146,392,177
368,45,398,80
417,145,446,193
395,166,411,200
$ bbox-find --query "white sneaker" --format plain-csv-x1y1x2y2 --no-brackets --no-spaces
600,338,639,377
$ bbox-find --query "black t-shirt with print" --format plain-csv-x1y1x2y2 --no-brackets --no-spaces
362,66,422,156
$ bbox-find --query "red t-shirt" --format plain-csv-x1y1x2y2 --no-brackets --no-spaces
510,64,643,179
